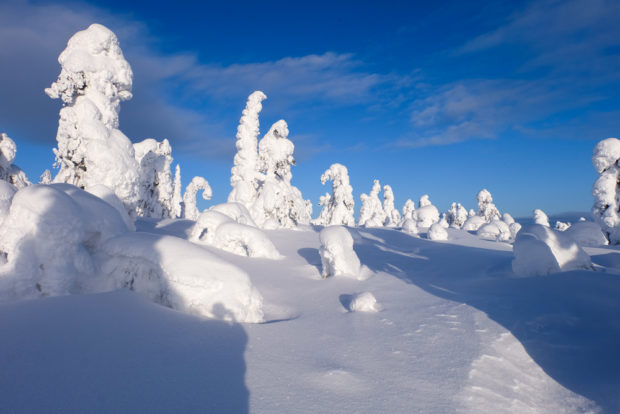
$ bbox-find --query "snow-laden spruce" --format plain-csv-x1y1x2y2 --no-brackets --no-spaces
358,180,385,227
182,176,212,220
592,137,620,244
319,226,361,279
446,202,468,228
477,189,500,221
383,185,400,226
253,120,312,228
314,164,355,226
46,24,140,215
133,138,175,218
400,199,416,225
512,224,592,277
0,133,30,189
229,91,266,207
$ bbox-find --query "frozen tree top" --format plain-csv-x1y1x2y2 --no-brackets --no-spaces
592,137,620,174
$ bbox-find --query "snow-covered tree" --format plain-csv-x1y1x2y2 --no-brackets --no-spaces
253,120,312,228
171,164,182,218
401,199,416,223
476,189,500,221
183,176,212,220
0,133,30,189
383,185,401,226
358,180,385,227
228,91,267,208
314,164,355,226
446,202,468,228
45,23,140,214
592,137,620,243
416,195,440,228
39,170,52,184
133,138,174,218
533,209,550,227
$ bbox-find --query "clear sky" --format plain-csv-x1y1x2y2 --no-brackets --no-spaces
1,0,619,217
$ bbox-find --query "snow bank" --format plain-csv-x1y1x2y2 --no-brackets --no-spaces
512,224,593,277
191,210,281,259
427,223,448,241
98,232,264,323
319,226,361,279
348,292,381,313
563,221,608,247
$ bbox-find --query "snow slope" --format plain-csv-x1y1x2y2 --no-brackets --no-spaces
2,223,619,413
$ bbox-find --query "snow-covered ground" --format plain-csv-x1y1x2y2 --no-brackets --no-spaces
1,221,618,413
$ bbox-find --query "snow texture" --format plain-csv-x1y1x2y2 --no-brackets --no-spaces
315,164,355,226
512,224,593,277
319,226,361,278
427,223,449,241
46,24,140,215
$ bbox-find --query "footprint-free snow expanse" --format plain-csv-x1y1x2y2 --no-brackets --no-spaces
1,222,619,413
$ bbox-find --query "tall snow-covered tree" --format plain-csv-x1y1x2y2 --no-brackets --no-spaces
358,180,385,227
0,133,30,189
476,189,500,221
253,120,312,228
592,137,620,243
45,23,140,214
383,185,401,226
228,91,267,207
314,164,355,226
133,138,174,218
183,176,212,221
171,164,182,218
400,199,416,224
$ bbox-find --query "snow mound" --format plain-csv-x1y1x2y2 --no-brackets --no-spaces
0,184,129,299
98,232,264,323
211,202,257,227
415,204,440,228
86,184,135,230
512,224,593,277
563,221,608,247
191,210,281,259
477,220,511,242
401,218,419,235
462,215,486,231
319,226,361,279
348,292,381,313
427,223,448,241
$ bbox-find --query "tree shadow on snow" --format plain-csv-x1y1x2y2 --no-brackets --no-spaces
354,227,620,413
0,291,250,414
297,247,322,267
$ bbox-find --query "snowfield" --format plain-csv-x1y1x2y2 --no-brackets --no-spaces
1,221,619,413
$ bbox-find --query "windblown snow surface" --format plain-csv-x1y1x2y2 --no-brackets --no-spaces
2,222,620,413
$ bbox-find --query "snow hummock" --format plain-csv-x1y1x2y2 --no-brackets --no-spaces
415,195,440,228
319,226,362,279
427,223,449,241
347,292,381,313
512,224,593,277
563,221,608,247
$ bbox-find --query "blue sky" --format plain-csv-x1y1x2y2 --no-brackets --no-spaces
1,0,619,217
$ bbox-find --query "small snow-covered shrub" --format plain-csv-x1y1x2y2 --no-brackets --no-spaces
477,220,511,242
182,176,212,220
563,221,608,247
98,232,264,323
401,219,419,235
191,210,281,259
533,209,550,227
446,202,468,228
319,226,361,279
512,224,592,277
348,292,381,313
314,164,355,226
477,189,500,221
555,221,571,231
427,223,448,241
0,133,30,189
462,215,487,231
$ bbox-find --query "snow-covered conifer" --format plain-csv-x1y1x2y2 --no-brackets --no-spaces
533,209,550,227
358,180,385,227
314,164,355,226
592,138,620,243
171,164,182,218
446,202,468,228
228,91,267,207
183,176,212,220
477,189,500,221
39,170,52,184
313,193,332,226
401,199,416,223
133,138,174,218
0,133,30,189
45,24,140,214
253,120,311,228
415,195,440,228
383,185,400,226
